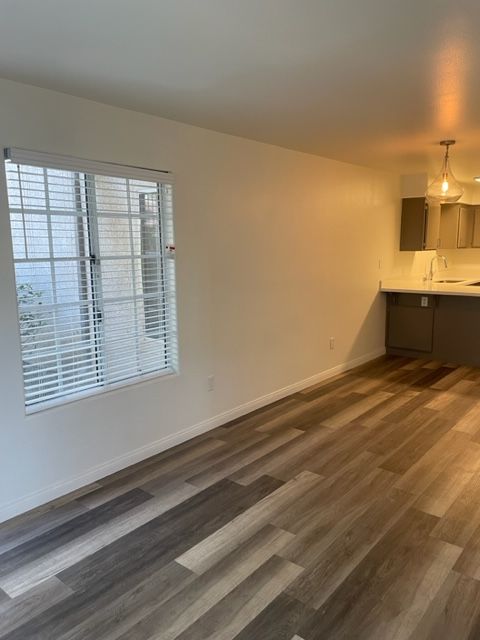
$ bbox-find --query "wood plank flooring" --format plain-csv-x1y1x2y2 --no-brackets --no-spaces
4,356,480,638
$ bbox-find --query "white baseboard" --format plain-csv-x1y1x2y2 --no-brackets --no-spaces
0,347,385,523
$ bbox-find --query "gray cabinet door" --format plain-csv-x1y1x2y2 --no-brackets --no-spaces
424,203,441,250
457,206,474,248
387,295,434,353
439,204,459,249
472,208,480,247
439,204,474,249
400,198,427,251
434,296,480,365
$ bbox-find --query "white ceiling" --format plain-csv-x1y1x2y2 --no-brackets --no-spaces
1,0,480,181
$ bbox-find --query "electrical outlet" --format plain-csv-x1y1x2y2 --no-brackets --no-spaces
207,375,215,392
329,337,335,350
421,296,429,307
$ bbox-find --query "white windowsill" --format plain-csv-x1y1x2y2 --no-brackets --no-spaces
24,367,179,416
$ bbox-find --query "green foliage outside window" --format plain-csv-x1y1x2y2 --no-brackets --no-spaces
17,283,44,346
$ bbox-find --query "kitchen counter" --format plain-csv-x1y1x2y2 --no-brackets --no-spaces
380,278,480,297
383,278,480,366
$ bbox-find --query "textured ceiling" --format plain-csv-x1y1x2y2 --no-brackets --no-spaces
0,0,479,181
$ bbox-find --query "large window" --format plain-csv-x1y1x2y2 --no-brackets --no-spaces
4,148,177,412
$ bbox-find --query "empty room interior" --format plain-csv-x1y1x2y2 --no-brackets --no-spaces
5,1,480,638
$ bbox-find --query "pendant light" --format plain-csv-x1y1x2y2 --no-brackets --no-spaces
426,140,464,204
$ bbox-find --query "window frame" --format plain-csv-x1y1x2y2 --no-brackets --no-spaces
4,148,178,414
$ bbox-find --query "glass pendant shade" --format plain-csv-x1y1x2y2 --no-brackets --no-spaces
426,140,464,204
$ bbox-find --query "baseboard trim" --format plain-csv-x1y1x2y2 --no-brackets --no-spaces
0,347,385,523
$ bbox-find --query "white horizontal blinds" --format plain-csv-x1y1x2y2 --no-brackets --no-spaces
7,165,100,405
92,174,177,384
5,149,177,409
4,148,174,184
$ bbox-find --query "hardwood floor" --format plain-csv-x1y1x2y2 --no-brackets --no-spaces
4,356,480,638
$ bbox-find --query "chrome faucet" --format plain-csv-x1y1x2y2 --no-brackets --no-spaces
428,255,448,281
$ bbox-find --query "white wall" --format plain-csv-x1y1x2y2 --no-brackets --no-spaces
0,79,400,521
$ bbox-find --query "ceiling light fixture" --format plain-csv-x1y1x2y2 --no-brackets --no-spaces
426,140,464,204
474,176,480,183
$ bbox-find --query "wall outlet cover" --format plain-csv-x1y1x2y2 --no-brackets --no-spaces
207,375,215,392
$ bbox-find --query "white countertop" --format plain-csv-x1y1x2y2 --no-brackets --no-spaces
380,277,480,297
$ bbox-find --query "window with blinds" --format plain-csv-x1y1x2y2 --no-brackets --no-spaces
4,148,177,412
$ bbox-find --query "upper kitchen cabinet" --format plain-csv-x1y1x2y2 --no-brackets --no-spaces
439,204,474,249
400,197,440,251
472,207,480,248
